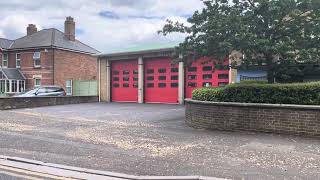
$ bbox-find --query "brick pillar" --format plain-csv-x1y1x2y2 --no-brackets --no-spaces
106,60,111,102
138,57,144,103
98,59,109,102
178,61,185,104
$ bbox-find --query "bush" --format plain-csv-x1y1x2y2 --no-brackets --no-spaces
192,82,320,105
239,80,268,84
192,88,224,102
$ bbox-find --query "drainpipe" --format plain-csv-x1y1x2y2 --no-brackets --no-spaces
98,58,101,102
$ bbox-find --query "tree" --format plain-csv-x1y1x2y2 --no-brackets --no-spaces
159,0,320,83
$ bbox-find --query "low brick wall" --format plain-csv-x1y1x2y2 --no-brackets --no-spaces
0,96,98,110
185,99,320,137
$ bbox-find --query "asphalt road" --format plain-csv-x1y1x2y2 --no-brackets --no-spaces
0,103,319,180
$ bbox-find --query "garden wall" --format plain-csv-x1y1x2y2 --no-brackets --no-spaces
185,99,320,137
0,96,98,110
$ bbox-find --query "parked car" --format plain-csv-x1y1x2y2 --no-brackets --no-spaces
14,86,66,97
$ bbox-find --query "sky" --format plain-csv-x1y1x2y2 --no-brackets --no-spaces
0,0,204,53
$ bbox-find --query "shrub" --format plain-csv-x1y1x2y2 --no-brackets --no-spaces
239,80,268,84
192,87,224,102
192,82,320,105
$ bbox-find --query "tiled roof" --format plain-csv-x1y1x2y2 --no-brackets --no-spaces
0,68,25,80
0,38,14,50
3,29,99,54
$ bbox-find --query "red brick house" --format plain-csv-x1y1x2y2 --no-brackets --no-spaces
0,17,99,96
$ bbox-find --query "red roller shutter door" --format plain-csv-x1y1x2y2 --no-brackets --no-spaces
144,58,179,104
111,60,138,102
185,57,229,99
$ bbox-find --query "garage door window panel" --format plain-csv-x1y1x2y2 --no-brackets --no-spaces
158,83,166,88
203,66,213,71
147,69,154,74
158,68,166,73
171,75,178,80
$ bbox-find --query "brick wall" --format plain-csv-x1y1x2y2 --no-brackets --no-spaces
2,49,54,90
185,99,320,137
53,49,97,91
0,96,98,110
19,49,54,89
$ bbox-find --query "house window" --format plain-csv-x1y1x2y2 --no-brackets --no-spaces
33,52,41,68
0,80,5,93
2,53,8,68
34,78,41,87
18,81,25,92
66,80,72,96
16,53,21,68
11,80,17,92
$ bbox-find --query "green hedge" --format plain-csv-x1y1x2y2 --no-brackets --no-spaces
192,82,320,105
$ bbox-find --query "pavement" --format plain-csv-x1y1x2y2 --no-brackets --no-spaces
0,103,319,180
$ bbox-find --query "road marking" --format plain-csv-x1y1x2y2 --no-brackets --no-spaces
0,165,77,180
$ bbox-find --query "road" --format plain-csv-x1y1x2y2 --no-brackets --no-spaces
0,103,319,179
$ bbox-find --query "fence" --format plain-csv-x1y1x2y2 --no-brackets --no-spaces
72,80,98,96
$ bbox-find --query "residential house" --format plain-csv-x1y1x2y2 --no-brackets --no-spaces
0,17,99,96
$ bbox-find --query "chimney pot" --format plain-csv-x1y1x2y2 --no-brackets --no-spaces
64,16,75,41
27,24,37,36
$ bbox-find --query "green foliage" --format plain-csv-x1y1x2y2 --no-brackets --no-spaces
192,88,224,102
192,82,320,105
239,80,268,84
160,0,320,83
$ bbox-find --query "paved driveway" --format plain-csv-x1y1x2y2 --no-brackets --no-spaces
0,103,319,179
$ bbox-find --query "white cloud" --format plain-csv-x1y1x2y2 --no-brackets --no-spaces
0,0,203,52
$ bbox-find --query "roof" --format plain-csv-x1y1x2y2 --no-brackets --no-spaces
2,29,99,54
0,68,26,80
97,42,178,59
0,38,14,50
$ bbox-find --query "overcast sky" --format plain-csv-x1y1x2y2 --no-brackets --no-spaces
0,0,204,53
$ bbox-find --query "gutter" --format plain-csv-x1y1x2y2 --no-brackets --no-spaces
95,47,176,58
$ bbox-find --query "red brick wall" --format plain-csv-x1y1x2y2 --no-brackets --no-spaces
53,49,97,91
1,48,97,91
14,49,54,90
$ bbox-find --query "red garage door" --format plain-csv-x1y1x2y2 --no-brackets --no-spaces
144,58,179,104
111,60,138,102
185,57,229,99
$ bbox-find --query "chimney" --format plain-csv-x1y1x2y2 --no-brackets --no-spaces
27,24,37,36
64,16,75,41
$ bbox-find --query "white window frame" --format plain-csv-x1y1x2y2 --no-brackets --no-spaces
16,53,21,68
2,53,8,68
34,78,41,87
33,52,41,68
66,80,73,96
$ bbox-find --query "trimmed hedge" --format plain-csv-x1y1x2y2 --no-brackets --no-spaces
192,82,320,105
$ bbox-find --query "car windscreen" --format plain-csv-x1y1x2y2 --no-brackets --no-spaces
22,88,40,95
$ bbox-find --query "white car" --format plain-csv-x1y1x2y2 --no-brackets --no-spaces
14,86,66,97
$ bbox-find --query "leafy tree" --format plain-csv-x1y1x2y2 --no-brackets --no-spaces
159,0,320,83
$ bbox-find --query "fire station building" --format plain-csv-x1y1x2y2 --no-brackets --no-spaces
97,47,232,104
